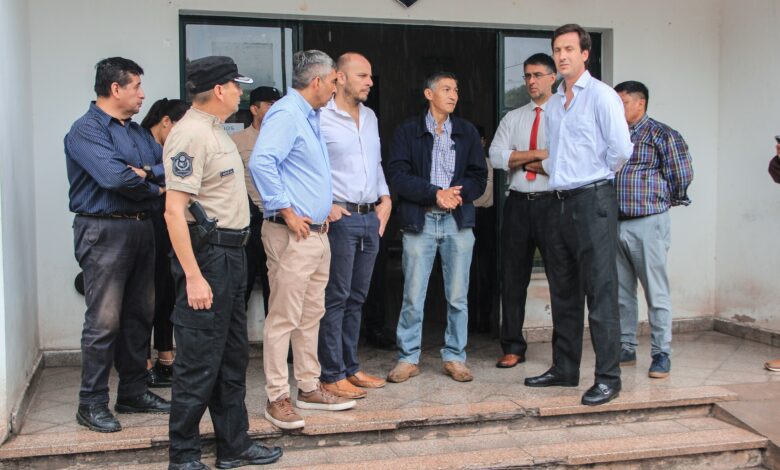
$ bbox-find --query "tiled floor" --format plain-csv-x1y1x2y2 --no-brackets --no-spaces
18,329,780,438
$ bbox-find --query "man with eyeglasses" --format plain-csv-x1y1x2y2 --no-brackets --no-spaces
489,53,557,369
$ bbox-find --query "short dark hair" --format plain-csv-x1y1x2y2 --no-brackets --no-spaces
424,71,457,91
140,98,189,130
94,57,144,98
552,24,592,53
614,81,650,107
523,53,556,74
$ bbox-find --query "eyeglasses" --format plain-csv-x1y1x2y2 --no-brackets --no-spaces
523,72,554,81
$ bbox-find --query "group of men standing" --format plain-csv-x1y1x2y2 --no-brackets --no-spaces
65,22,693,470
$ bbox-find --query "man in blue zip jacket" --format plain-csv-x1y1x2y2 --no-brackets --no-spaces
386,71,487,384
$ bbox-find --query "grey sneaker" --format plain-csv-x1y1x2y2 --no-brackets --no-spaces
296,383,356,411
265,395,304,430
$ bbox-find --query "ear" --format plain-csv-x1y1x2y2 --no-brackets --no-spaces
582,48,590,63
110,82,122,98
249,104,260,117
423,88,434,101
336,70,347,85
161,115,173,127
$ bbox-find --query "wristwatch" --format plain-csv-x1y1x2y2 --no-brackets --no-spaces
143,165,153,180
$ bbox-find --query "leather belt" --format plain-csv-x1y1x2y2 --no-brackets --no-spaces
267,215,327,233
424,207,451,213
508,190,554,201
334,201,376,214
554,180,611,199
79,212,150,220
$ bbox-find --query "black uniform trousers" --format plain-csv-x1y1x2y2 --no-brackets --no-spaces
245,200,270,315
73,215,155,405
544,183,622,387
169,243,251,463
500,192,555,355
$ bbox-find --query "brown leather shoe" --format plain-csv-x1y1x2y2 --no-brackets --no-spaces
387,362,420,383
321,378,367,399
765,359,780,372
496,354,524,368
347,371,386,388
443,361,473,382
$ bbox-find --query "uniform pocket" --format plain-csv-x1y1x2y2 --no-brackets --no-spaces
171,306,216,330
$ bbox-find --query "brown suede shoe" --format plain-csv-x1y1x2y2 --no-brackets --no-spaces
496,354,525,368
387,362,420,383
765,359,780,372
443,361,473,382
265,395,304,430
347,371,387,388
296,383,356,411
322,378,367,399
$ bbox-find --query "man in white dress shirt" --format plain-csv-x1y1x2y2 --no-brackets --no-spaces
318,53,392,399
524,24,633,407
489,53,557,369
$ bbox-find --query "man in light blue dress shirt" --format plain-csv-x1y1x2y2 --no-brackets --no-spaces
317,53,392,399
250,50,356,431
523,24,633,407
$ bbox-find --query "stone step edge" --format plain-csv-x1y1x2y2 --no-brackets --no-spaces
0,385,736,461
281,426,768,470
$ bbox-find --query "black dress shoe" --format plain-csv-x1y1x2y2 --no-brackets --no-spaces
365,330,397,351
169,462,210,470
216,442,283,468
115,390,171,414
581,383,621,406
524,368,579,387
147,367,173,388
76,403,122,433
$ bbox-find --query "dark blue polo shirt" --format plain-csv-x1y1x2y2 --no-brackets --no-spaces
65,102,162,214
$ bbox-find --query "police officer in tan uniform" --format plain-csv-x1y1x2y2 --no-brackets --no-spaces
164,56,282,470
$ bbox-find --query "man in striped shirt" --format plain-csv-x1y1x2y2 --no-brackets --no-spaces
614,80,693,379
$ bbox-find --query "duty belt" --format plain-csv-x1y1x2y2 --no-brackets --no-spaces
192,226,250,247
554,179,611,199
267,215,327,233
334,201,376,214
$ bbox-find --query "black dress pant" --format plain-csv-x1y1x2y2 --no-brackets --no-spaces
151,208,174,352
500,192,554,355
169,244,251,463
468,205,497,333
73,215,155,405
244,201,270,315
545,183,621,387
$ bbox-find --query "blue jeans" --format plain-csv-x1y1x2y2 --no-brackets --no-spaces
319,212,380,383
397,212,474,364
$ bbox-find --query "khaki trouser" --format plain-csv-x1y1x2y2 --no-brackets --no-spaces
261,221,331,401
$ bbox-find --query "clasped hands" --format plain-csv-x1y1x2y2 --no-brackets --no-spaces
436,185,463,210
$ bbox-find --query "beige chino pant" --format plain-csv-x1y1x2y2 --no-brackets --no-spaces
261,221,331,401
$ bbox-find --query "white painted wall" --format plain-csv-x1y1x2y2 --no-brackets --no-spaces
29,0,723,348
0,0,40,441
716,0,780,324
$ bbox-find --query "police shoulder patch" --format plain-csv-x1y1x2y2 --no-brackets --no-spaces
171,152,193,177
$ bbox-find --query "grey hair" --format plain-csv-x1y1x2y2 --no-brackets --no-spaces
292,50,335,90
424,71,458,92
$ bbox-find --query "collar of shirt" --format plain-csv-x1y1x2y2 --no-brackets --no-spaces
556,69,592,99
324,97,366,120
89,101,131,128
630,113,650,133
288,87,321,136
187,106,223,127
425,111,451,136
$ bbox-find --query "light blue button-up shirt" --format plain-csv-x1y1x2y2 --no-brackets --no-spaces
542,70,633,190
249,88,333,223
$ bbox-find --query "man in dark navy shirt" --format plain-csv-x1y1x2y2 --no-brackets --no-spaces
65,57,170,433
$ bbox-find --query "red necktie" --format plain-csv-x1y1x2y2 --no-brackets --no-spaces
526,106,541,181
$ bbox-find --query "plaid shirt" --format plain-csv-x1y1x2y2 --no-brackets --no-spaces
615,114,693,218
426,112,456,189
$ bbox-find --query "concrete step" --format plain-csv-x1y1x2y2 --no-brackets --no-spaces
0,386,751,469
73,417,770,469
